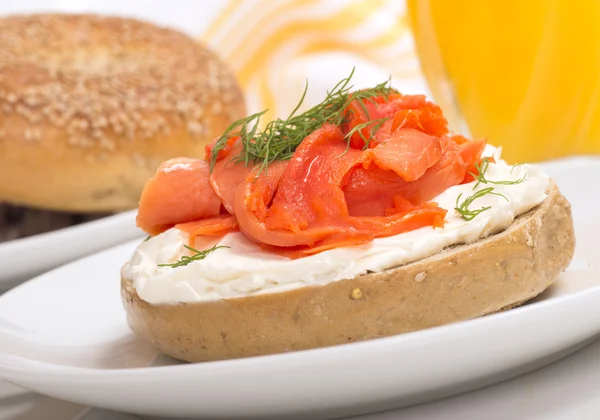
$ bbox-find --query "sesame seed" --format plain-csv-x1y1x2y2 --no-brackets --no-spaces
131,152,147,167
187,121,203,134
415,272,428,283
350,288,364,300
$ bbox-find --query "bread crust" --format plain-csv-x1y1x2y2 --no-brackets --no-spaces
0,14,245,212
121,182,575,362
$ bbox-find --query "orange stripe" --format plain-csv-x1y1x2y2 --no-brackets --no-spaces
258,70,279,123
202,0,243,41
227,0,323,71
235,0,387,86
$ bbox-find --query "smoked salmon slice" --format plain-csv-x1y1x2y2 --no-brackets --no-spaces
343,166,407,217
343,94,449,149
233,124,449,251
208,140,252,215
457,137,488,183
176,215,239,246
344,135,482,207
390,102,448,137
265,125,361,233
136,158,222,236
363,128,442,182
233,161,338,247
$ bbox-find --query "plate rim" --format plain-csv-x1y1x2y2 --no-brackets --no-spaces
0,209,138,253
0,210,142,284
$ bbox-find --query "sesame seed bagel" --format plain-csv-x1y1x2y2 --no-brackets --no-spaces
121,182,575,363
0,14,245,212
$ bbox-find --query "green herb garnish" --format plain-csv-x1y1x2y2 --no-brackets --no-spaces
456,157,530,221
510,162,526,174
210,68,397,174
344,117,390,149
470,158,526,190
158,245,229,268
455,187,509,221
144,235,152,242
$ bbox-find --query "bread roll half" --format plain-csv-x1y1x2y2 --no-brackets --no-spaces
121,182,575,362
0,14,245,212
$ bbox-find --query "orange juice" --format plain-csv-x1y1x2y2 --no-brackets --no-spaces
407,0,600,162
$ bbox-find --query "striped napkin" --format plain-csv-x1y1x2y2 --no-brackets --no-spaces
197,0,430,120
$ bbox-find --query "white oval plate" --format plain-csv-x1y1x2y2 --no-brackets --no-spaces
0,211,143,291
0,158,597,420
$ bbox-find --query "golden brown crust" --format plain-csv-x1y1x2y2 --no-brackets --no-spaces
0,14,245,212
121,182,575,363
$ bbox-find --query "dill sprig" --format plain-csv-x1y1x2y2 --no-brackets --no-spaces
158,244,229,268
470,158,527,189
455,187,509,221
510,162,526,174
209,110,267,170
345,117,390,149
210,68,397,174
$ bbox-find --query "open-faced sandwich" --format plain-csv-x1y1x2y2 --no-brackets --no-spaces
122,71,575,363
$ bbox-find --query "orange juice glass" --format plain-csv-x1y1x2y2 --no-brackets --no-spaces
407,0,600,163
